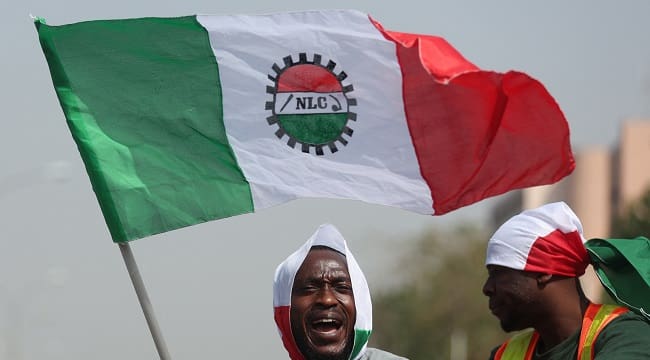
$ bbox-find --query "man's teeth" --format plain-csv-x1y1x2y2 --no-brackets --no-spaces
313,318,341,327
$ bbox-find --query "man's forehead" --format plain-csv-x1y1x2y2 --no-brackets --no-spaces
297,247,349,275
305,247,347,265
487,264,519,274
310,245,345,257
487,264,540,278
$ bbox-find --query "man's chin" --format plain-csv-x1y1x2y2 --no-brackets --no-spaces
500,320,524,333
302,340,353,360
305,346,348,360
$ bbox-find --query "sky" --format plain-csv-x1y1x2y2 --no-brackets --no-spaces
1,1,650,359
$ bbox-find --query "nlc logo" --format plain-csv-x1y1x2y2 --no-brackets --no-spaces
266,53,357,155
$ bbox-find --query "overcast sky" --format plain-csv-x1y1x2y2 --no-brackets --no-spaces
1,1,650,359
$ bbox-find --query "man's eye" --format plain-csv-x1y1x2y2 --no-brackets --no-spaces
300,285,319,292
487,269,501,277
335,283,353,292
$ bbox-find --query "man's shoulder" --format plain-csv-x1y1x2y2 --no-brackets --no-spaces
593,310,650,359
363,347,409,360
602,309,650,332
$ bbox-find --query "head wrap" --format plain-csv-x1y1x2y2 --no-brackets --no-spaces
486,202,650,320
486,201,590,277
273,224,372,360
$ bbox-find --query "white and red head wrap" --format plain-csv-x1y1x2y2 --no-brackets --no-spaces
486,202,590,277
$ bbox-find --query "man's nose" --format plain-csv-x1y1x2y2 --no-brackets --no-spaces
482,277,494,297
316,286,338,307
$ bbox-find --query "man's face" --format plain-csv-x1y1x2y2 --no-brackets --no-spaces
482,265,541,332
290,247,356,360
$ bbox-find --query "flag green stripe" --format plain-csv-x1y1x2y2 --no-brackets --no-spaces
36,16,253,242
351,329,371,360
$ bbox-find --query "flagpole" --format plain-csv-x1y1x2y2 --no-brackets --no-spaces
118,242,172,360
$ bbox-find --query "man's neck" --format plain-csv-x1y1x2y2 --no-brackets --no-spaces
534,296,589,352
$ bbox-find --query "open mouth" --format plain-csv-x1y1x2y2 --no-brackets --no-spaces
311,318,342,334
488,300,501,315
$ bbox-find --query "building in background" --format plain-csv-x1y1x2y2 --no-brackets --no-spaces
616,119,650,212
490,119,650,300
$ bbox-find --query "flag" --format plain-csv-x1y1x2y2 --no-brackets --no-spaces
35,10,575,242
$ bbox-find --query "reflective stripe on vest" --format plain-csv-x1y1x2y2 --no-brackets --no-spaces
493,303,628,360
494,329,538,360
577,303,628,360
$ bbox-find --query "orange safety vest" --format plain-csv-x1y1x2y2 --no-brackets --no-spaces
493,303,628,360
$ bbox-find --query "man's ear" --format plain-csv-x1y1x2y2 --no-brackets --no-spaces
536,273,553,288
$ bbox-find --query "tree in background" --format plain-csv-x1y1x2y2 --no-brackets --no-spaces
612,187,650,238
370,225,507,360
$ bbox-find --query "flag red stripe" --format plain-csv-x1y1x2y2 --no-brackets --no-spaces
373,19,575,214
273,306,304,360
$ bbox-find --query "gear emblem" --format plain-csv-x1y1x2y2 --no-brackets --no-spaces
266,53,357,155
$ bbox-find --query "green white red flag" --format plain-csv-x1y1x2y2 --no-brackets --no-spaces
35,10,575,242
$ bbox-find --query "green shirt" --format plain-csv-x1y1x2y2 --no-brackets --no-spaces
489,311,650,360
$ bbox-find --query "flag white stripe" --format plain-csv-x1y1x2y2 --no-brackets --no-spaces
197,11,433,214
